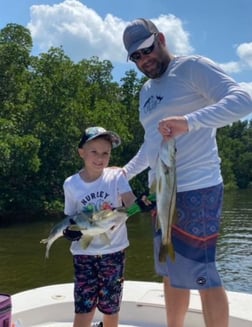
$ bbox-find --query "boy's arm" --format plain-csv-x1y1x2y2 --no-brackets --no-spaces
121,191,156,217
121,191,137,209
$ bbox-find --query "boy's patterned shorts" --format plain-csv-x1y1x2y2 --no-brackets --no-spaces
73,250,125,314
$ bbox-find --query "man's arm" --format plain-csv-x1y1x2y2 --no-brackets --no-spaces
123,143,149,180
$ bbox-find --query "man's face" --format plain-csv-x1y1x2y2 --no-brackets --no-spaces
130,35,170,79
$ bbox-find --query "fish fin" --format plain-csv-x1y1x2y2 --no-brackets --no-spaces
40,238,48,244
80,233,111,249
155,217,160,230
159,243,168,262
116,207,127,213
45,249,50,259
150,181,156,194
80,236,93,249
92,209,113,221
158,178,162,193
99,233,111,244
159,242,175,262
68,225,82,231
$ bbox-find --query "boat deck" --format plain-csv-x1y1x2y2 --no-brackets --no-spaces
19,325,154,327
12,281,252,327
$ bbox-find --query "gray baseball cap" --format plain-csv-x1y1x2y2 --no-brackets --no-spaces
123,18,159,57
78,126,121,149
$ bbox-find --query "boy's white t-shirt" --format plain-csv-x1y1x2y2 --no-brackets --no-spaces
63,167,132,255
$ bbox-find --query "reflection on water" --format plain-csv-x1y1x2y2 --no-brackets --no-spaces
0,190,251,295
217,190,252,293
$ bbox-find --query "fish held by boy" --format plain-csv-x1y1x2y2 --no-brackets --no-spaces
69,209,129,246
40,209,128,258
154,138,177,262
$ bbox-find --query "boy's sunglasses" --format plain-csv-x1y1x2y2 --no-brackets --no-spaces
129,36,157,62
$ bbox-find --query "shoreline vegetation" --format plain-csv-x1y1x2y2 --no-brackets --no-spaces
1,23,252,224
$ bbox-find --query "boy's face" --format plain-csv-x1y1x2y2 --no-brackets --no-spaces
78,137,112,173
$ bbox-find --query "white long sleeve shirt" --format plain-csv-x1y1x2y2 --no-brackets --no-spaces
124,55,252,192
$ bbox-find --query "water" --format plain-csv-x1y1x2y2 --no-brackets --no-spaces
216,190,252,292
0,190,251,295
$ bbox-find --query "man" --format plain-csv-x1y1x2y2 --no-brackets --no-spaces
122,18,252,327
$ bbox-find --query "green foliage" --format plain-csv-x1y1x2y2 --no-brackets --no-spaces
217,120,252,189
0,23,252,222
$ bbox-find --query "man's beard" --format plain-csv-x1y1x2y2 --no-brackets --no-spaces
143,61,168,79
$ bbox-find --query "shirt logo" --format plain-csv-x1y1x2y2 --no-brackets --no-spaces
143,95,163,114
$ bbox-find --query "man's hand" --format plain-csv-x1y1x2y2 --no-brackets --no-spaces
63,218,82,241
158,116,189,140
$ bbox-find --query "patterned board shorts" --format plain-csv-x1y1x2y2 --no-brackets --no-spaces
73,250,125,314
153,183,224,290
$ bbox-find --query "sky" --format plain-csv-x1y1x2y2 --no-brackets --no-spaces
1,0,252,112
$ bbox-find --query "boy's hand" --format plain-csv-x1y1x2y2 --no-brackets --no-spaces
135,193,156,212
63,218,82,241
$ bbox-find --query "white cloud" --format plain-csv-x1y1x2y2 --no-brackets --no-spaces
26,0,252,95
219,61,241,74
27,0,192,62
152,14,194,55
239,82,252,97
236,42,252,68
216,42,252,76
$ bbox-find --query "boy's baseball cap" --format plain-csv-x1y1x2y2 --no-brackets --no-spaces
123,18,159,57
78,126,121,149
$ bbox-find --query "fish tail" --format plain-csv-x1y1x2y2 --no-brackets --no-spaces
80,236,93,249
159,244,168,262
45,248,50,259
158,242,176,262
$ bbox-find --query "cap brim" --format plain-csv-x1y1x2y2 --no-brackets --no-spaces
128,34,155,57
88,131,121,149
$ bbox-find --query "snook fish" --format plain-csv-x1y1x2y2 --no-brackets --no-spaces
40,209,128,258
70,209,129,247
155,139,177,262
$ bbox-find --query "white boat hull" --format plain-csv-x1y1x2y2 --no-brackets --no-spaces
11,280,252,327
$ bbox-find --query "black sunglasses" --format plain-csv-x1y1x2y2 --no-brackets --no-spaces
129,37,156,62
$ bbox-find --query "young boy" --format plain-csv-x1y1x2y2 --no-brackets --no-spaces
63,126,137,327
